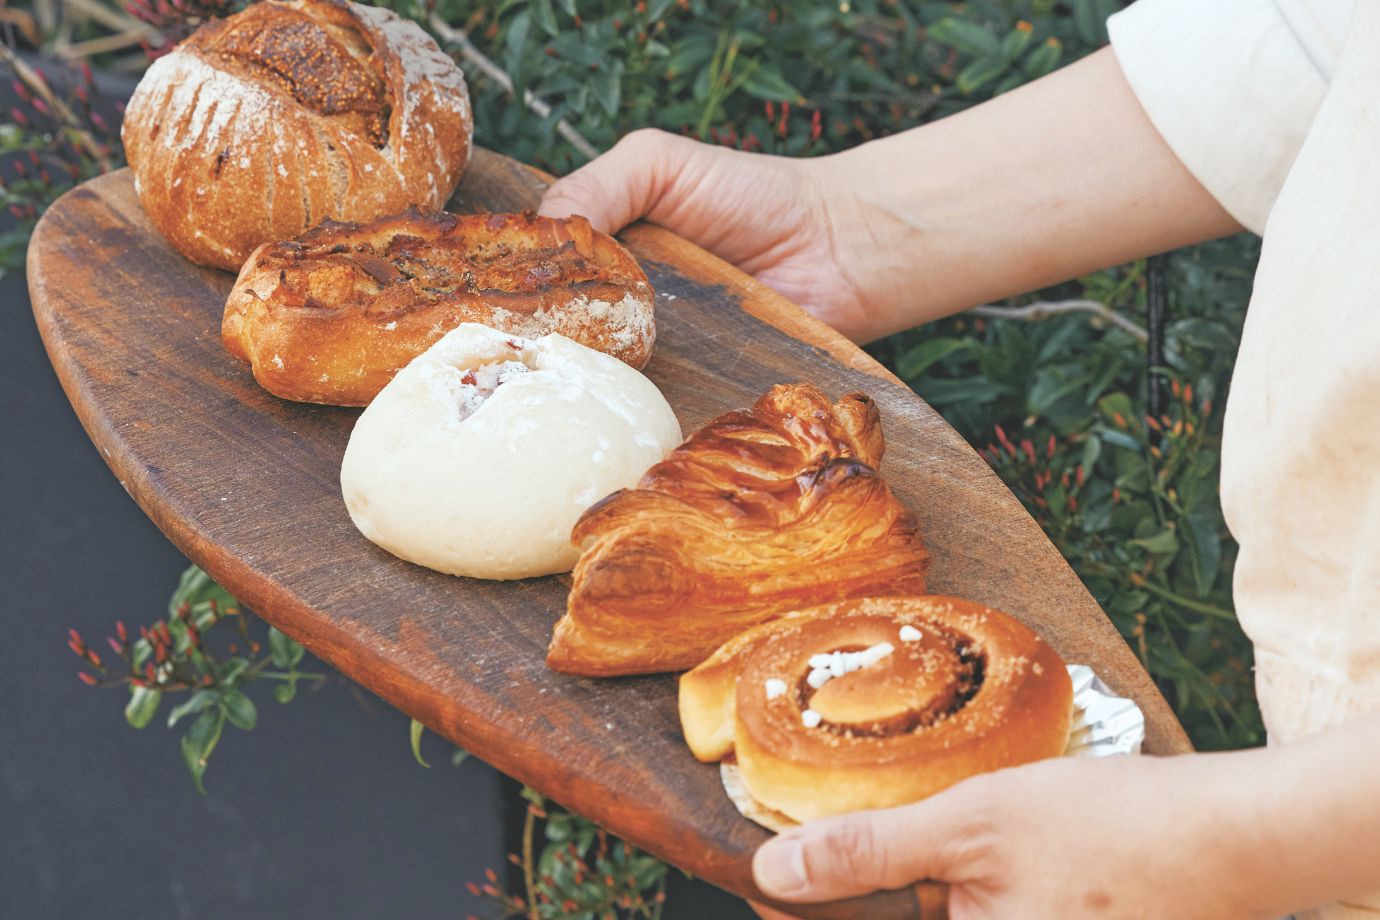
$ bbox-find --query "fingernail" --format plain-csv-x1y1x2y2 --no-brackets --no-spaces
754,835,807,898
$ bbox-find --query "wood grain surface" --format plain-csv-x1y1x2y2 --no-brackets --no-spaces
28,148,1191,920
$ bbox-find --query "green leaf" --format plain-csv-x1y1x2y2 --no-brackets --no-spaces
1099,428,1143,453
1001,26,1034,60
531,0,559,37
274,681,297,704
1181,510,1222,595
218,657,251,685
1071,0,1110,45
590,62,623,118
268,627,304,668
915,375,1014,405
1097,391,1135,422
125,686,161,729
1026,369,1088,416
545,814,572,841
410,718,430,768
181,709,225,795
168,565,238,619
503,11,532,82
896,337,970,379
927,18,1002,58
646,0,676,21
1023,41,1062,78
168,565,212,614
740,64,803,103
450,747,470,767
1130,528,1180,556
1080,435,1102,473
166,689,216,729
220,690,257,730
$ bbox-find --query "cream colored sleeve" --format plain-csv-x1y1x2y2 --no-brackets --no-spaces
1107,0,1352,234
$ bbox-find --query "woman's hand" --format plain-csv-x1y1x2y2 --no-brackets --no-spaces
749,755,1260,920
748,716,1380,920
539,129,881,341
540,49,1240,343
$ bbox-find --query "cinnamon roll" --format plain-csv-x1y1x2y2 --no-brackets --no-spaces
679,595,1072,822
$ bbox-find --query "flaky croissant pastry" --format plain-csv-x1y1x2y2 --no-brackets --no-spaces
680,595,1073,823
545,384,930,676
222,208,656,405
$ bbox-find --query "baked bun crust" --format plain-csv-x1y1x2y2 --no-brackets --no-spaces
121,0,472,270
680,595,1073,822
546,384,930,676
223,208,656,405
340,323,680,580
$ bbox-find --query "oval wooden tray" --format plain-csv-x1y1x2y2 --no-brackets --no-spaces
28,148,1190,920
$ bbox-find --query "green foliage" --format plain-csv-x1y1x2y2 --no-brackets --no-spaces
410,717,432,767
469,787,668,919
0,91,120,274
423,0,1116,172
884,236,1263,749
71,564,324,792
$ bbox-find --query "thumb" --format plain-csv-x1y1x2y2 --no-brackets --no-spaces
752,787,979,904
538,128,697,235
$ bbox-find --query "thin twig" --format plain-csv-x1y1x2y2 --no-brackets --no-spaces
0,7,40,45
57,0,157,37
967,298,1148,342
57,28,151,59
522,801,538,920
426,14,600,161
0,43,113,171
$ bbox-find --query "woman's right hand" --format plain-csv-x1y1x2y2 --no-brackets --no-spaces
538,129,883,342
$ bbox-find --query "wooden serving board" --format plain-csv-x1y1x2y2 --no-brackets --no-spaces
28,148,1191,919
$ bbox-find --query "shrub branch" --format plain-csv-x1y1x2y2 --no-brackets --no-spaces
0,44,113,170
427,15,600,162
968,298,1149,342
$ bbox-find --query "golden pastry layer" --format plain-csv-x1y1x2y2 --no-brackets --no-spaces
546,384,929,676
680,595,1073,823
222,208,656,405
122,0,473,270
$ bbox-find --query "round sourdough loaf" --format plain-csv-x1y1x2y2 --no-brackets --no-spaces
340,324,682,580
121,0,472,270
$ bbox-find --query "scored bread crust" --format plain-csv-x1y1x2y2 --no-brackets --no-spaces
679,595,1073,823
222,208,657,405
121,0,472,270
546,384,930,676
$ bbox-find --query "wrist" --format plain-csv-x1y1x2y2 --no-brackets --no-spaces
806,142,940,341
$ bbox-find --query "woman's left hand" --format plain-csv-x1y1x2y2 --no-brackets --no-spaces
749,753,1269,920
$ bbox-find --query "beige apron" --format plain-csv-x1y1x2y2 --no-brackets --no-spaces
1221,3,1380,916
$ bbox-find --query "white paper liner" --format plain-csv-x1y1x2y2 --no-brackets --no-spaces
722,663,1145,833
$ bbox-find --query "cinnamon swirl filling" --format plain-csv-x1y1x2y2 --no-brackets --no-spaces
679,595,1073,823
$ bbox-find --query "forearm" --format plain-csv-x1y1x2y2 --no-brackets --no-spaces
1191,713,1380,916
818,46,1241,340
